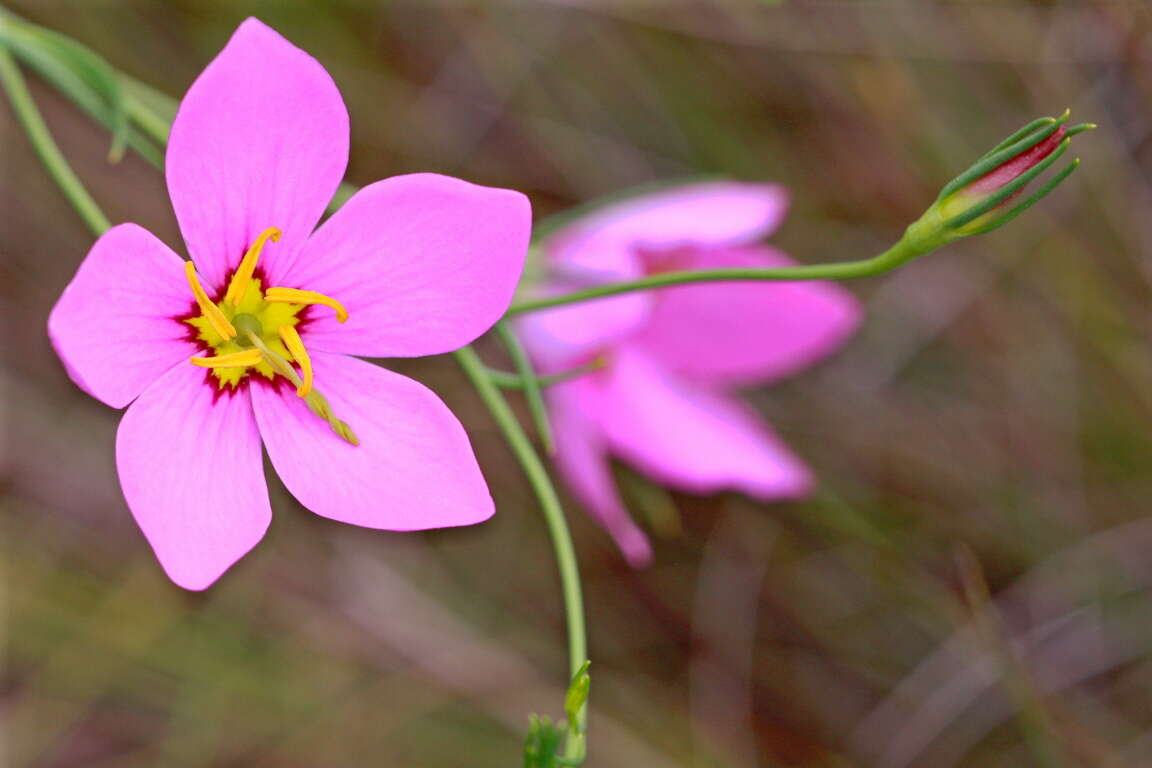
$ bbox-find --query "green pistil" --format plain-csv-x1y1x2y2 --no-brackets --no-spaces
231,313,263,346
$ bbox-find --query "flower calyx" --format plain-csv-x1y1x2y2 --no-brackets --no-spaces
905,109,1095,251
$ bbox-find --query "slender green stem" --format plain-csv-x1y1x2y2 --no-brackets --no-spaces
454,346,588,762
0,46,110,235
507,237,929,316
496,321,555,454
486,360,604,390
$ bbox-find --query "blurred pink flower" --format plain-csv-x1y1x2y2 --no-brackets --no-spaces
48,19,530,590
519,183,859,567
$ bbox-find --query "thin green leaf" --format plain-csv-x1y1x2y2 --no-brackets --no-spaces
0,8,142,163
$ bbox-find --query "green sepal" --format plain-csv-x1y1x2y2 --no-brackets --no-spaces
944,137,1071,230
936,110,1069,202
979,115,1057,160
964,159,1080,236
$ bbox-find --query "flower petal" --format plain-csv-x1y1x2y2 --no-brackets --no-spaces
590,348,812,499
280,174,530,358
516,291,651,373
632,245,861,386
166,18,349,291
548,380,653,567
547,182,789,268
116,363,270,590
250,352,493,529
520,182,788,363
48,223,200,408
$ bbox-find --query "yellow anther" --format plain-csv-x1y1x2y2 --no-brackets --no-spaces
184,262,237,340
190,349,264,368
264,288,349,323
277,324,313,397
224,226,281,306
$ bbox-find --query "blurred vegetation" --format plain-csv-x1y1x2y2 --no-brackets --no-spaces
4,0,1152,766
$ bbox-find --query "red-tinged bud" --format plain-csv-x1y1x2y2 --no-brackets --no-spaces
902,112,1092,252
943,125,1067,219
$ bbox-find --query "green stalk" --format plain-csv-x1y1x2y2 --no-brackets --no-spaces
496,321,555,454
0,46,110,235
486,360,605,390
507,235,930,316
454,346,588,763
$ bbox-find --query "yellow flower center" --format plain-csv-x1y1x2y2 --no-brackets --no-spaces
182,226,358,445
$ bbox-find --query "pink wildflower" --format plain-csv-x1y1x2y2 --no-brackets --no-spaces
519,183,858,567
48,19,530,589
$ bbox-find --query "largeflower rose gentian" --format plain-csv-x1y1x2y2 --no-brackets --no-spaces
49,19,530,589
519,183,858,566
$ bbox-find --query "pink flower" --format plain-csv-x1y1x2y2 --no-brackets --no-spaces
48,19,530,590
519,183,859,567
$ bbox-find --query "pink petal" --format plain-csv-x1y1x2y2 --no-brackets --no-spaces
250,351,493,529
590,348,813,500
632,245,861,386
519,182,789,367
280,174,530,358
547,182,789,269
516,291,651,373
116,363,270,590
548,380,653,567
48,224,200,408
166,18,349,291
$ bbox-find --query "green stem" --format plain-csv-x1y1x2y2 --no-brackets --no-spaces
506,236,929,316
486,361,604,390
496,321,555,454
453,346,588,762
0,45,110,235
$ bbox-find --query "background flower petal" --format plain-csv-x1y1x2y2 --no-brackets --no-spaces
281,174,530,358
166,17,349,291
590,348,813,500
632,245,861,386
548,381,653,567
116,363,270,591
546,181,789,266
250,352,493,530
516,291,651,373
48,223,200,408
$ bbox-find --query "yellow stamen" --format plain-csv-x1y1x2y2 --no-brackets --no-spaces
277,325,313,397
224,226,282,306
264,288,349,322
184,262,237,340
190,349,264,368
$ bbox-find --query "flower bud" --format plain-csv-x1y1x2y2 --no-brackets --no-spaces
906,110,1093,249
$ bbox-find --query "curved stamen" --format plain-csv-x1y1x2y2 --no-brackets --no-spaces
277,324,313,397
184,262,237,340
190,349,263,368
224,226,281,307
264,288,348,322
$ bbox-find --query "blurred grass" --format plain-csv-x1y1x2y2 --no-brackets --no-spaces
4,0,1152,766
